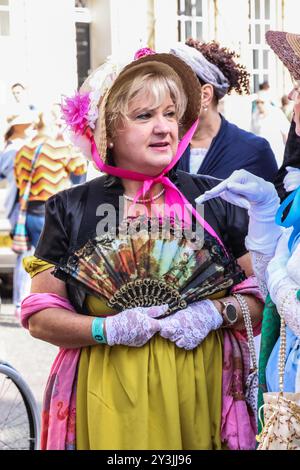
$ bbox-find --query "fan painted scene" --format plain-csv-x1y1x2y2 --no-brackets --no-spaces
0,0,300,453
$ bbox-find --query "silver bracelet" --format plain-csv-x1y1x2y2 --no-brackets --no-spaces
233,293,257,371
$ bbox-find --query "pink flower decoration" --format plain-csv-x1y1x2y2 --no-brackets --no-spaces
61,92,90,135
134,47,156,60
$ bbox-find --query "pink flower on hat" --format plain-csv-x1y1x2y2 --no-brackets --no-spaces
134,47,156,60
61,92,90,135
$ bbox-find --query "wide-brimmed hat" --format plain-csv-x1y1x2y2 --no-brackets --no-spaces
5,110,37,135
80,51,202,162
266,30,300,80
6,110,36,127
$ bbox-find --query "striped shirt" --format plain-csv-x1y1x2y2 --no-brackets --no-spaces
14,138,87,202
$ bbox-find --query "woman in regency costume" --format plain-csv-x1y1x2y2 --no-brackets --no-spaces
20,50,263,450
198,30,300,404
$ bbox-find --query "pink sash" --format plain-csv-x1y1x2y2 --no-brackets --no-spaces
21,293,79,450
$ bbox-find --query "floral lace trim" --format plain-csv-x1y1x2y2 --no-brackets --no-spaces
250,251,272,301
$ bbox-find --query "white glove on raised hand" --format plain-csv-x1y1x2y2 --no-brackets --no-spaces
196,169,282,256
283,166,300,192
105,304,168,347
159,299,223,350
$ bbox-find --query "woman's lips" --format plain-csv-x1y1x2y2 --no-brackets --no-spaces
149,142,170,151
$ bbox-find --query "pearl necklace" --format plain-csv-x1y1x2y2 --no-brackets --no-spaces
124,188,165,204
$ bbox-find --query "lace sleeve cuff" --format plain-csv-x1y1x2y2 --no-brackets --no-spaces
250,251,273,301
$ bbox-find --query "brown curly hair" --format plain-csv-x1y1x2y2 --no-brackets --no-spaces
185,38,250,96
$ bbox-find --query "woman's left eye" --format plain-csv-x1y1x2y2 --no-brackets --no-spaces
165,111,176,118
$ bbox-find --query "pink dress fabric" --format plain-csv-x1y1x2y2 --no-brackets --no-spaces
221,275,263,450
21,293,80,450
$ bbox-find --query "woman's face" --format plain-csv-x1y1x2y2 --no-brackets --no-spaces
288,80,300,136
112,92,179,176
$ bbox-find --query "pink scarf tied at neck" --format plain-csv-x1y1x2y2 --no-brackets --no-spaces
85,121,226,252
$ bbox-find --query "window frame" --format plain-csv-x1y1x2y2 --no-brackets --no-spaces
248,0,276,92
177,0,208,43
0,0,10,37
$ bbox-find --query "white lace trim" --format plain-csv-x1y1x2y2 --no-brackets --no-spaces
250,251,272,301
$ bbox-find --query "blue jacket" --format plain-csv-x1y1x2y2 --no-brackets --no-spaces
177,115,278,182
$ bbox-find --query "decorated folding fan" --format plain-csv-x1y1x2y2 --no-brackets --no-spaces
54,216,245,315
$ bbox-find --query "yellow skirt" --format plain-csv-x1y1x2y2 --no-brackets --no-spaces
76,297,223,450
22,256,224,449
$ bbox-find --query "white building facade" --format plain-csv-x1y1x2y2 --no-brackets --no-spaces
0,0,299,122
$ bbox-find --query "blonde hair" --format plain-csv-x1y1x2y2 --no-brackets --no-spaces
105,63,187,138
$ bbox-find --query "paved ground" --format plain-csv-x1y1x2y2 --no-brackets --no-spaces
0,303,58,411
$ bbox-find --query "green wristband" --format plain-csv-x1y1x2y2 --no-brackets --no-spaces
92,317,107,344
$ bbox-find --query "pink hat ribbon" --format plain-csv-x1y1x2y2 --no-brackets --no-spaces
85,121,226,252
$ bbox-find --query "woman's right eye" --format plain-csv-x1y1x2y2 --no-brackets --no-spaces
136,113,152,120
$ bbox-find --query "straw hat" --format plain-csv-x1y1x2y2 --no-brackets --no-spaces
88,52,202,162
266,30,300,80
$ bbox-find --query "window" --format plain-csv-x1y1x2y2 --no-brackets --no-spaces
177,0,207,42
76,22,91,87
248,0,275,92
0,0,9,36
74,0,91,87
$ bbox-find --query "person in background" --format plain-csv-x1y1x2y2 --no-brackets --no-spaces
6,83,37,122
251,92,290,167
281,94,293,122
269,31,300,201
274,121,300,201
198,29,300,407
258,81,277,106
171,39,278,181
14,110,87,249
50,102,87,185
0,112,35,317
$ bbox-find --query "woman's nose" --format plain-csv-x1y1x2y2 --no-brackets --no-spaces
153,115,170,134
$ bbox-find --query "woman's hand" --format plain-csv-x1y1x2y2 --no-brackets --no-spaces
196,170,282,256
159,300,223,350
105,304,168,347
196,169,277,208
283,166,300,192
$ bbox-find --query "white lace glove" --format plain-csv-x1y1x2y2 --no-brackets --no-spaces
196,169,283,256
159,300,223,350
105,304,168,347
266,230,300,336
283,166,300,192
